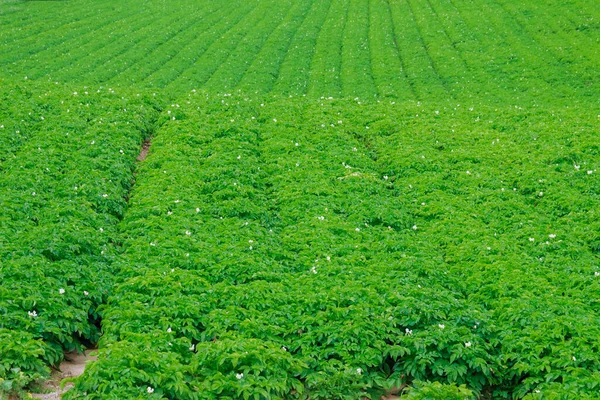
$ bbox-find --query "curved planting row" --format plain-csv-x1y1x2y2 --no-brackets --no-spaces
0,81,159,395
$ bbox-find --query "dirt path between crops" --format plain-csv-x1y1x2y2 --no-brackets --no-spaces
137,137,152,161
31,350,96,400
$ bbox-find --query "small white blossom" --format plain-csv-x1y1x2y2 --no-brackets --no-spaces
588,170,593,175
147,387,154,393
438,324,445,329
310,266,317,274
356,368,362,374
167,327,172,333
465,342,472,347
594,272,600,277
32,192,36,196
572,356,577,361
28,311,38,317
538,192,544,197
236,373,244,380
102,194,108,198
355,227,360,232
574,164,580,170
412,225,418,230
185,230,191,236
150,242,156,246
529,238,535,242
99,228,104,233
405,328,412,335
318,216,325,221
549,234,556,239
383,176,388,180
84,291,89,296
59,288,65,294
189,344,195,351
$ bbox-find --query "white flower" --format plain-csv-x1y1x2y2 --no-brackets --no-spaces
405,328,412,335
150,242,156,246
236,373,244,380
466,170,471,175
167,211,172,215
167,328,172,333
538,192,543,197
465,342,472,347
355,228,360,232
295,142,299,147
28,311,37,317
326,256,331,261
549,234,556,239
383,176,388,180
102,194,108,198
91,140,95,145
281,346,288,351
249,246,253,250
594,272,600,277
356,368,362,374
147,386,154,393
59,288,65,294
32,192,36,196
311,267,317,274
572,356,576,361
84,291,89,296
352,147,357,151
412,225,418,230
529,238,535,242
438,324,445,329
73,92,78,95
237,155,241,160
189,344,195,351
185,230,191,236
574,164,580,170
273,118,277,122
318,216,325,221
99,228,104,233
196,208,200,212
588,170,593,175
249,240,253,243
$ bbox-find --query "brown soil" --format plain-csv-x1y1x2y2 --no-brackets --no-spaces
30,350,96,400
137,137,151,161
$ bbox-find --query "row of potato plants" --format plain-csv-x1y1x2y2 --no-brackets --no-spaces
351,100,600,398
66,94,598,398
202,0,295,94
0,81,160,395
236,0,315,95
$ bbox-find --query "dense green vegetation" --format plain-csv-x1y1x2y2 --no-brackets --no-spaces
0,0,598,398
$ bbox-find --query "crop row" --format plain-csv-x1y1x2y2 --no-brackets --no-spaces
2,0,596,102
0,81,160,394
63,95,599,399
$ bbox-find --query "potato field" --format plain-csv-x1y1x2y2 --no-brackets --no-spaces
0,0,599,399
